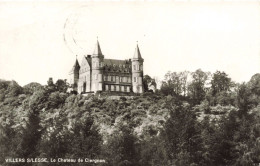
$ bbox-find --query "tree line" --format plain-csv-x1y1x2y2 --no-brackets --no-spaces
0,69,260,166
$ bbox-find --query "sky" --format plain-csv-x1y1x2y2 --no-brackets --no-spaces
0,1,259,86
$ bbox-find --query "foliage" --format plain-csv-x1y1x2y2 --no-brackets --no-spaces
143,75,156,92
0,72,260,166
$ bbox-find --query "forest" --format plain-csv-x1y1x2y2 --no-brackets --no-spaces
0,69,260,166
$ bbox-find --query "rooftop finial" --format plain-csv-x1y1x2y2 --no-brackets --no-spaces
136,40,138,45
97,36,99,41
76,55,78,59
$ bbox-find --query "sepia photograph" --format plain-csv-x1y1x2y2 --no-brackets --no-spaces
0,0,260,165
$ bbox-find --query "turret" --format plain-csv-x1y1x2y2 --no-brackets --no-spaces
132,44,144,93
91,40,104,92
69,57,80,91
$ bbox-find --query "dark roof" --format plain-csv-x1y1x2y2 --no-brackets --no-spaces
103,59,130,66
103,59,131,73
70,59,80,72
85,55,92,67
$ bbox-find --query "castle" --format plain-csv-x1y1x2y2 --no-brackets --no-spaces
69,40,144,94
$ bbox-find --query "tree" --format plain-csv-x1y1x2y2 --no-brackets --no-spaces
188,69,210,105
68,117,102,159
0,113,18,166
104,124,140,166
211,71,232,96
143,75,156,92
47,77,56,92
23,82,42,95
247,73,260,107
179,71,189,97
236,83,251,115
55,79,69,93
38,109,69,160
162,100,203,165
161,71,188,96
247,73,260,95
17,108,42,159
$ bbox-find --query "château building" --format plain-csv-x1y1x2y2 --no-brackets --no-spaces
69,40,144,94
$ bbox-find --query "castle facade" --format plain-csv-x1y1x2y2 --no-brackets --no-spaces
69,40,144,94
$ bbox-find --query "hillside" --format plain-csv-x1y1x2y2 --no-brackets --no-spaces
0,70,260,166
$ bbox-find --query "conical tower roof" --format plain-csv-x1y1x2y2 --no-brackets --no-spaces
133,44,143,60
93,40,103,56
70,58,80,72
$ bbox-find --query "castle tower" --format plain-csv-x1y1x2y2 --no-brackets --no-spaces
132,44,144,93
91,40,104,92
69,57,80,91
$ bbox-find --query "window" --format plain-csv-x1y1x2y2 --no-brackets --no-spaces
111,76,114,82
124,86,127,92
111,85,115,91
133,65,136,70
139,77,142,84
134,77,137,82
95,74,98,80
120,77,123,82
104,75,108,81
137,65,139,70
98,74,102,81
123,77,127,82
128,77,131,83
